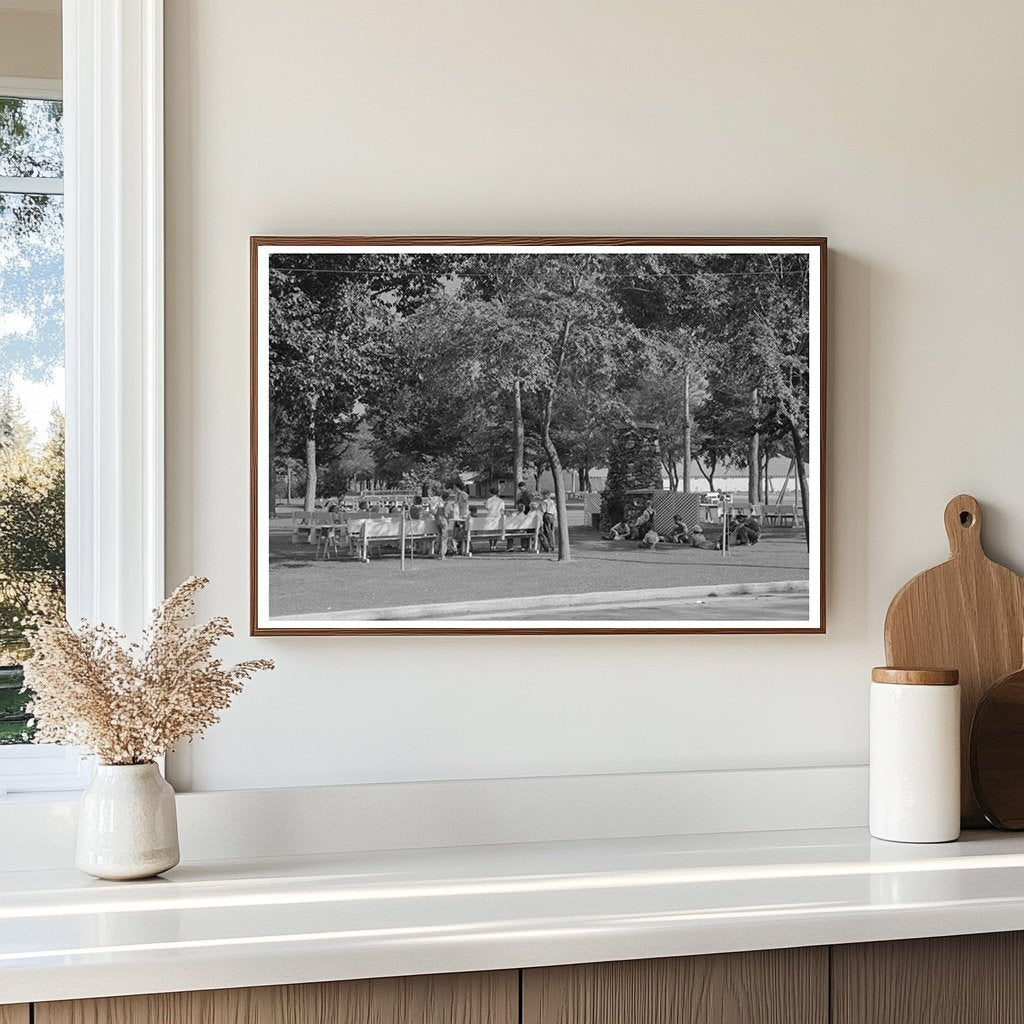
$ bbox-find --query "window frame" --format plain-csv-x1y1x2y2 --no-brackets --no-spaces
0,0,165,798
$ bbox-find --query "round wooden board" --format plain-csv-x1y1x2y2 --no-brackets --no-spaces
971,665,1024,829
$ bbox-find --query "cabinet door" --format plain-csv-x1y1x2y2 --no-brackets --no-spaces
36,971,517,1024
0,1007,29,1024
832,932,1024,1024
523,948,828,1024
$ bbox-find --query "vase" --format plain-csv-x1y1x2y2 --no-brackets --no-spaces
76,762,180,880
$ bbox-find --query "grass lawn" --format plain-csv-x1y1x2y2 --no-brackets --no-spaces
268,521,810,620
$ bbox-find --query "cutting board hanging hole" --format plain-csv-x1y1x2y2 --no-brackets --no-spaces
944,494,983,555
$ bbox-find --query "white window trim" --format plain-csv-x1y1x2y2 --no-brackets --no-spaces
0,76,62,101
0,2,165,797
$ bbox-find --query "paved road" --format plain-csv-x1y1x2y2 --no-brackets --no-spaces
507,593,810,621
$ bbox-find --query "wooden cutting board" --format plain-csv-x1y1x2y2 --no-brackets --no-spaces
884,494,1024,826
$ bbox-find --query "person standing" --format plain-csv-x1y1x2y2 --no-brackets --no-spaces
485,485,505,551
512,480,534,551
485,485,504,517
449,479,470,555
515,480,533,514
540,490,557,553
434,490,453,560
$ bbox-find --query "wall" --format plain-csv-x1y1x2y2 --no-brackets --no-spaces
0,6,60,81
163,0,1024,792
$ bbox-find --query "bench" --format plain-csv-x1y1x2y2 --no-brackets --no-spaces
503,511,542,553
764,504,799,527
464,513,505,553
357,516,440,561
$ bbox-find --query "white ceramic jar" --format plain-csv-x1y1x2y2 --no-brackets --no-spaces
76,762,180,880
870,667,961,843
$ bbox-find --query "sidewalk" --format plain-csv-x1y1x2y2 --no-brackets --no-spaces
276,579,809,621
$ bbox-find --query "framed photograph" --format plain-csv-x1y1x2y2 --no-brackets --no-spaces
251,236,826,635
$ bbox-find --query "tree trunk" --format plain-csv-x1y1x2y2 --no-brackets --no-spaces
682,368,692,493
269,412,278,518
664,458,678,491
696,456,716,491
304,436,317,512
787,419,810,550
542,426,571,561
287,461,293,503
512,380,525,486
748,388,760,505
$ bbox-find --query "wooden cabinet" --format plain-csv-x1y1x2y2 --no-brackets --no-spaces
522,948,828,1024
832,932,1024,1024
34,971,517,1024
13,933,1024,1024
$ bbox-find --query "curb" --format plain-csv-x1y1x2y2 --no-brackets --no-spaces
277,579,810,622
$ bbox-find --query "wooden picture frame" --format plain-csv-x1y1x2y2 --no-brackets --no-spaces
251,236,826,635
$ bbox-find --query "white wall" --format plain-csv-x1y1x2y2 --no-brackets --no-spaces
163,0,1024,792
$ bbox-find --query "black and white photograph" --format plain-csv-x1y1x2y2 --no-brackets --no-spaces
251,238,825,634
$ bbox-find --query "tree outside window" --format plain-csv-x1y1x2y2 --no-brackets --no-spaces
0,94,65,744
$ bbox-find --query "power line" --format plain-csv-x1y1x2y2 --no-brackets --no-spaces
269,266,808,278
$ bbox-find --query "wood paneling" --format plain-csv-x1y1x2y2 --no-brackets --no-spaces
0,1006,30,1024
522,948,828,1024
36,971,517,1024
832,932,1024,1024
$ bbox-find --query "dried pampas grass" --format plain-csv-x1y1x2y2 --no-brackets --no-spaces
23,577,273,765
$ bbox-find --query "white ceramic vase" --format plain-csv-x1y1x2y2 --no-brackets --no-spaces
76,762,180,880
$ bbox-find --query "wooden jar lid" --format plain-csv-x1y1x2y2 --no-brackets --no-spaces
871,667,960,686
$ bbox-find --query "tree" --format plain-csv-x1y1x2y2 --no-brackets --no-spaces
269,273,381,511
551,380,618,492
0,400,64,664
707,253,812,543
490,255,635,560
611,258,722,493
365,294,492,485
369,255,637,560
691,374,751,490
0,98,64,388
627,328,711,491
269,253,449,509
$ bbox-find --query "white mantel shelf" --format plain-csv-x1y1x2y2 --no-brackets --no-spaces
5,826,1024,1004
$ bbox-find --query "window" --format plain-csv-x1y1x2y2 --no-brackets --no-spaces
0,5,166,797
0,80,82,795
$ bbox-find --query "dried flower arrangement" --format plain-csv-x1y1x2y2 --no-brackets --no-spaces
23,577,273,765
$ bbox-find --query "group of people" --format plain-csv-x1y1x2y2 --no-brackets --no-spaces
605,500,763,552
402,480,559,559
513,481,559,553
